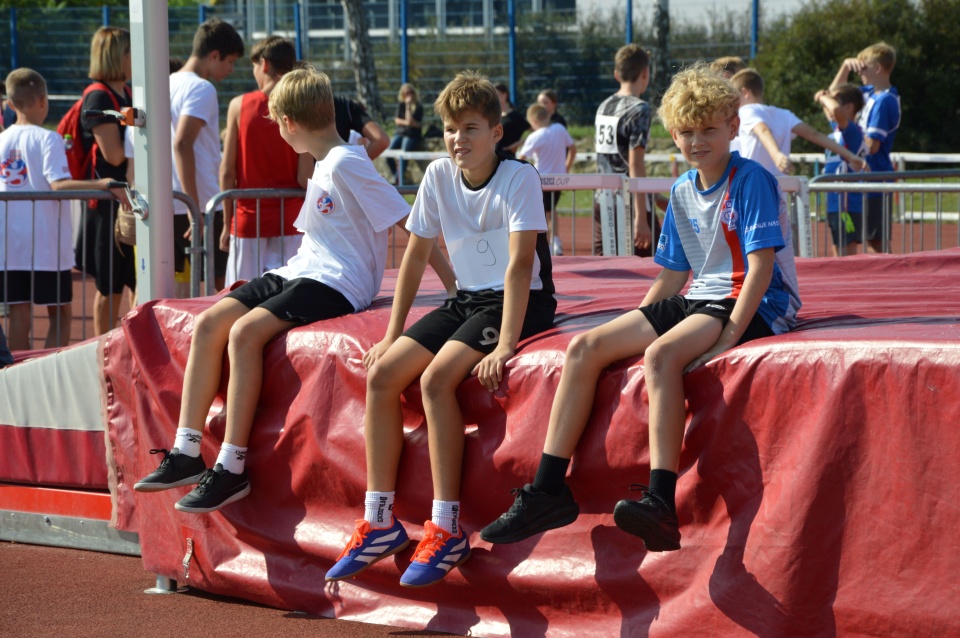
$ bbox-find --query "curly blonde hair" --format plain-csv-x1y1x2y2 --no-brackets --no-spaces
658,62,740,131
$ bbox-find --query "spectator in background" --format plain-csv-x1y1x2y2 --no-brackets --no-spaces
386,83,423,185
495,82,529,159
1,69,118,350
710,56,747,79
220,36,313,287
538,89,567,128
74,26,134,336
333,94,389,160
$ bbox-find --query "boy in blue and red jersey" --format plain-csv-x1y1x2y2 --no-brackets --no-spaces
480,63,802,552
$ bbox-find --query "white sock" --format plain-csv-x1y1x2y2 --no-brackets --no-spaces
215,443,247,475
431,499,461,536
364,491,396,529
173,428,202,458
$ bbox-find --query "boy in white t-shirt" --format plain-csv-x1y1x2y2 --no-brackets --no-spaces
134,69,456,513
730,68,867,177
170,19,244,295
0,69,117,350
326,71,557,588
518,104,575,256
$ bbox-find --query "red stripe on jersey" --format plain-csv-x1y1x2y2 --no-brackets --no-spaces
719,167,745,298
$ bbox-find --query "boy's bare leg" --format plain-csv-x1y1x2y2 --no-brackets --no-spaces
644,313,724,472
177,297,251,433
365,336,436,492
44,304,72,349
6,303,31,351
419,341,487,502
544,309,660,459
222,307,294,447
93,291,124,335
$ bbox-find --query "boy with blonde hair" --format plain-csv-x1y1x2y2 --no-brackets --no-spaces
481,63,801,552
0,68,118,350
830,42,900,252
326,71,556,587
135,68,455,513
518,103,576,255
730,68,867,177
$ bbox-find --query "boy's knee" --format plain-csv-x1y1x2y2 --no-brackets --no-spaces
420,364,458,402
643,340,681,378
367,359,403,396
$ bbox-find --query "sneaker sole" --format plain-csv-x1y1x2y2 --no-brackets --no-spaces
479,506,579,544
174,483,252,514
613,501,681,552
399,548,472,589
324,537,411,582
133,472,206,493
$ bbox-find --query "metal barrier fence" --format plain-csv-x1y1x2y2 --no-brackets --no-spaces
1,190,201,352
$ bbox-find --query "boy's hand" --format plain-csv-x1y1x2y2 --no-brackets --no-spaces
472,344,515,392
184,216,203,241
219,225,231,252
850,156,870,172
813,89,829,103
775,152,794,175
841,57,865,74
363,337,396,370
684,336,737,373
634,217,652,251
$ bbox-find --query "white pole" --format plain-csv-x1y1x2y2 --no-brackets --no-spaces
129,0,175,301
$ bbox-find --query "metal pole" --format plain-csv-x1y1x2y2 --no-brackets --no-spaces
293,1,303,61
199,3,209,24
508,0,517,105
9,8,18,71
626,0,633,44
751,0,759,59
400,0,408,83
102,5,110,27
130,0,175,301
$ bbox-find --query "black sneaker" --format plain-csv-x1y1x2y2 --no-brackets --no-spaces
174,463,251,513
613,485,681,552
479,484,579,544
133,448,207,492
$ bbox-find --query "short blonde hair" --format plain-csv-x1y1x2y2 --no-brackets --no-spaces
526,104,549,125
858,42,896,73
88,27,130,82
434,71,500,127
658,62,741,131
710,56,747,78
268,67,335,131
729,68,765,99
5,68,46,109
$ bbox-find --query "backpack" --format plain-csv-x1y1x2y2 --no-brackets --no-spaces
56,82,128,180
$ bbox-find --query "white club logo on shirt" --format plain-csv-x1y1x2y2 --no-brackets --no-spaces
721,199,738,231
316,189,335,215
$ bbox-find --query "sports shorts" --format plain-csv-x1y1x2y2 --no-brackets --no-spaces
226,273,354,325
639,295,773,345
0,270,73,305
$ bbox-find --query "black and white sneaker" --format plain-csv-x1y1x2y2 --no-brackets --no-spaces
174,463,251,513
479,484,579,544
613,486,681,552
133,448,207,492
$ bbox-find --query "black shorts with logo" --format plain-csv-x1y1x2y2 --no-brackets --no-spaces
639,295,774,345
226,273,355,325
403,289,557,355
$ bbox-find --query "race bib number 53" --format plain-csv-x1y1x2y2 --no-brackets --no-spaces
595,114,620,154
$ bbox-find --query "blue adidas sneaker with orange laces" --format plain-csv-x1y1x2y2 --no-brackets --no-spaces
399,521,471,588
325,517,410,581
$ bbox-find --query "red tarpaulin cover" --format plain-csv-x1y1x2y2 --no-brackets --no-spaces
103,251,960,636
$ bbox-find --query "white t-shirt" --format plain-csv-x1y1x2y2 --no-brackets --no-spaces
270,145,408,311
169,71,221,215
518,123,574,175
737,103,801,176
407,156,549,292
0,124,73,270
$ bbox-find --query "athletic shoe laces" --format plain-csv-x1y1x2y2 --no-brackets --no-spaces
336,520,371,561
504,487,530,516
411,527,447,564
193,468,217,494
149,448,173,468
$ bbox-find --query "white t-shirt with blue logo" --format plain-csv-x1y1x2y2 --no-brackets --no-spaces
270,145,409,311
655,152,801,334
0,124,73,271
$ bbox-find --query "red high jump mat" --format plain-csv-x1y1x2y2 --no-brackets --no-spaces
103,250,960,637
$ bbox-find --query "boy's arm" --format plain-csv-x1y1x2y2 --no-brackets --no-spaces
638,267,689,308
565,144,577,173
361,121,390,160
50,176,114,192
628,145,651,249
793,122,868,171
296,153,314,188
362,232,433,369
472,230,538,392
685,247,775,372
814,90,848,129
393,217,458,297
751,121,794,174
218,97,241,251
829,58,863,92
173,114,205,239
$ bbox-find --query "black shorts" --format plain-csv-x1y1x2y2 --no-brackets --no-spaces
865,194,893,242
542,191,561,213
403,289,557,355
74,200,136,296
0,270,72,305
826,211,863,248
174,213,228,278
639,295,774,345
225,273,354,325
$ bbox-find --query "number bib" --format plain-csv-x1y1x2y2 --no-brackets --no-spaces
447,227,511,290
595,113,620,155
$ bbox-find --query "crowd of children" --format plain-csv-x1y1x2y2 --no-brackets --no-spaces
2,26,900,587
